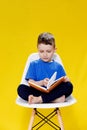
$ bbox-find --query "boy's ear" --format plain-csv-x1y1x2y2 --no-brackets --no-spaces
54,47,57,52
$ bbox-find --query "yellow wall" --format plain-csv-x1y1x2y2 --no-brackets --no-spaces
0,0,87,129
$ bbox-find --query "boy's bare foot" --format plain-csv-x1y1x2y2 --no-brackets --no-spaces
28,95,43,104
51,95,65,103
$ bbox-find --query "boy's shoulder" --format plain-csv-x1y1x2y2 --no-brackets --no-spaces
53,60,64,70
53,60,62,66
30,58,41,64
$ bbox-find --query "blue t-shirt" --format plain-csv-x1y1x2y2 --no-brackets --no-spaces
25,59,66,81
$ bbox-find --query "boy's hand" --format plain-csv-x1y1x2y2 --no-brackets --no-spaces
43,78,49,87
28,78,49,87
64,76,70,82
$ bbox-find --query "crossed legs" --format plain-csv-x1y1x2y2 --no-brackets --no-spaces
17,81,73,104
28,95,65,104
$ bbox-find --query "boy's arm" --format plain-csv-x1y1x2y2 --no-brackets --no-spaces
28,78,49,87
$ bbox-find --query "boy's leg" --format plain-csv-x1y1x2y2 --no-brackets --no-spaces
41,81,73,103
17,84,42,101
17,82,73,103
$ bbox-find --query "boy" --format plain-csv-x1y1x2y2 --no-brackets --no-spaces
17,32,73,104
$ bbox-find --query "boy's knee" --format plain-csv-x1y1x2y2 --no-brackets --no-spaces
65,82,73,97
67,82,73,91
17,84,29,101
17,84,25,95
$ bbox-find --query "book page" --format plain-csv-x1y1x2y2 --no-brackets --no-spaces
47,72,57,89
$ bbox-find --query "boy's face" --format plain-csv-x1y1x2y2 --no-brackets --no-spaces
37,43,56,62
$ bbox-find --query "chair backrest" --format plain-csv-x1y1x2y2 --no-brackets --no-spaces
20,53,64,86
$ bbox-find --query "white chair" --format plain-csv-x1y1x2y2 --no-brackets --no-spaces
16,53,77,130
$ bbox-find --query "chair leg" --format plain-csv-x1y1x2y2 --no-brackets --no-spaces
28,108,64,130
56,108,64,130
28,108,36,130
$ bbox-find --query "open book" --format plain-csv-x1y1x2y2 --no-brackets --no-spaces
28,72,65,93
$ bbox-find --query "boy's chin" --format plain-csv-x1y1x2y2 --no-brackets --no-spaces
42,58,51,62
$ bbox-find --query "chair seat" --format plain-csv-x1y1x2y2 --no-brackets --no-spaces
16,95,76,109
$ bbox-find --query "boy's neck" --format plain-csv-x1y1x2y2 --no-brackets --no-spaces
40,58,53,63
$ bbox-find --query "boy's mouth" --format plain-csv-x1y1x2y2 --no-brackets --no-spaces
43,58,49,60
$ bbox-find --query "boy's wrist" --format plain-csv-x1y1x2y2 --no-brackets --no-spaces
40,80,44,86
36,80,44,86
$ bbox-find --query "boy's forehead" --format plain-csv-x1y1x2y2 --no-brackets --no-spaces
38,44,54,50
38,43,54,48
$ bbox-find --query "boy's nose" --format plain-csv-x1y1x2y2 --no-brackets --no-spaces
43,53,47,57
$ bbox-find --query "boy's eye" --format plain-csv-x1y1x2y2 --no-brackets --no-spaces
39,50,44,53
47,50,51,53
39,50,52,53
